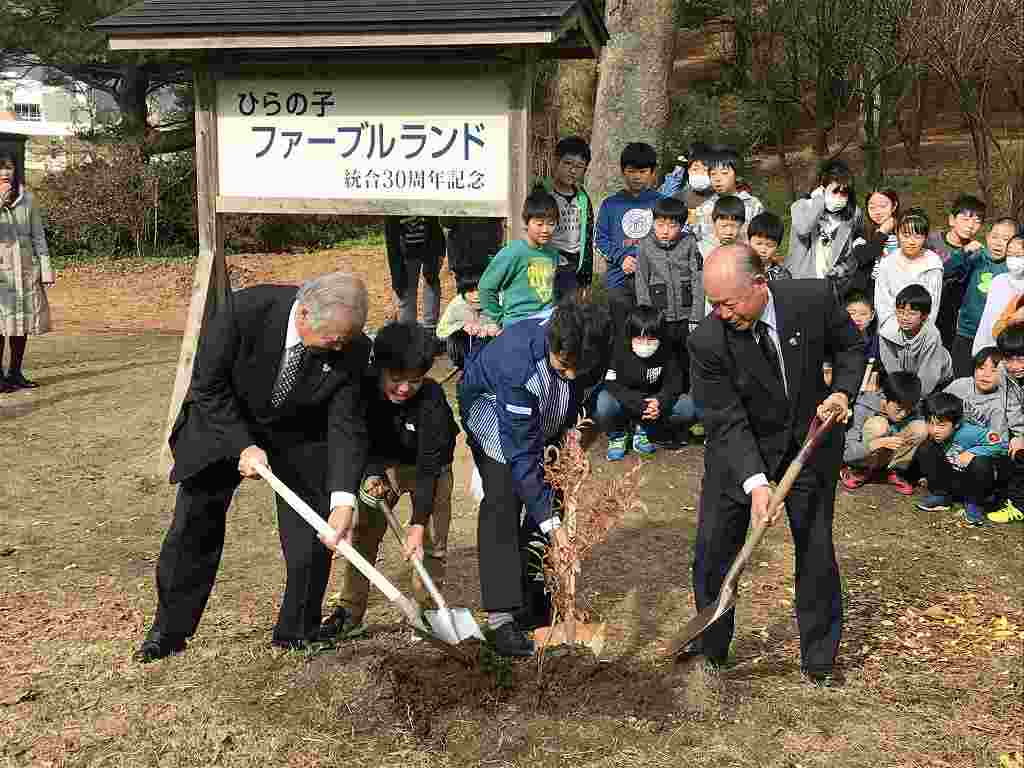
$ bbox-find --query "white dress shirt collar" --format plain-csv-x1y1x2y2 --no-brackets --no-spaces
285,301,302,349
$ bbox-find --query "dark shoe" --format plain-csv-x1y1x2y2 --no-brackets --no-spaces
674,644,726,670
492,622,535,657
318,606,367,640
133,632,187,663
0,377,14,394
803,668,843,688
5,372,38,389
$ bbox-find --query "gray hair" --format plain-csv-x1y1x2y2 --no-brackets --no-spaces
295,272,368,330
707,243,765,284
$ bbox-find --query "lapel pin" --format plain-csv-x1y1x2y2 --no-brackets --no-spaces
788,335,800,346
322,362,332,373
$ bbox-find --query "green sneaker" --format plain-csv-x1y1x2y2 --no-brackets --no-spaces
689,423,705,438
607,433,627,461
987,500,1024,524
633,426,656,455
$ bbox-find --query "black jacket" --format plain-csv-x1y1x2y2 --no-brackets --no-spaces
363,375,459,525
168,285,371,497
688,278,865,489
384,216,446,298
605,328,684,421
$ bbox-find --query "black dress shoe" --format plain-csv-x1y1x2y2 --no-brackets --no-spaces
317,606,365,640
6,372,38,389
133,632,187,663
0,378,14,394
492,622,535,657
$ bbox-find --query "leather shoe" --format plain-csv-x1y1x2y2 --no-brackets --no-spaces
492,621,535,657
133,632,187,663
317,606,365,640
0,378,14,394
5,372,38,389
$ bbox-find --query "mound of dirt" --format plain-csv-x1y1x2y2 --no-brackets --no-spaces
371,642,700,737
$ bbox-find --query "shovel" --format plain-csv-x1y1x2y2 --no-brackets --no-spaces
254,464,474,664
669,412,837,658
378,498,484,645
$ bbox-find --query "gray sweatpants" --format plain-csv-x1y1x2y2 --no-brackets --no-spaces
394,256,440,332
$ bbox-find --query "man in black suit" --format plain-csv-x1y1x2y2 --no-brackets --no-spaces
687,244,865,684
135,272,371,662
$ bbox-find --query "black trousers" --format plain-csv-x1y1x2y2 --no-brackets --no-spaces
951,334,975,380
608,279,636,338
664,319,691,392
692,461,842,673
468,441,550,615
916,439,996,503
152,443,333,646
1002,454,1024,507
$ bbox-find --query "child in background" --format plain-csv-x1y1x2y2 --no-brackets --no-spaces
915,392,1007,525
635,197,702,373
972,235,1024,355
436,264,488,372
748,212,790,281
846,291,880,363
878,284,953,396
943,217,1017,377
943,347,1008,439
478,189,559,327
596,142,664,328
384,216,446,338
596,305,698,460
699,194,746,263
786,160,865,301
691,145,764,244
540,136,595,301
927,194,987,351
671,142,714,224
841,371,927,494
848,188,900,301
990,327,1024,523
874,208,944,333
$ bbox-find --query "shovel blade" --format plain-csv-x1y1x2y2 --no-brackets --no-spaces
669,593,736,657
424,608,484,644
534,622,607,657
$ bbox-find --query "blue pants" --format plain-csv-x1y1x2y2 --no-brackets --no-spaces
593,387,702,436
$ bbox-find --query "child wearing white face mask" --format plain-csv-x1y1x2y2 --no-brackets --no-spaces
594,305,700,460
974,234,1024,356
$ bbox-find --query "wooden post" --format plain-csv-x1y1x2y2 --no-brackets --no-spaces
158,64,229,475
508,49,536,240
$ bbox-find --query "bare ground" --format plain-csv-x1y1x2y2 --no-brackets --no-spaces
1,246,1022,768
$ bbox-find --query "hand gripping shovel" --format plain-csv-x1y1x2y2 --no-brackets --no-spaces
669,412,837,657
254,464,474,664
378,499,484,645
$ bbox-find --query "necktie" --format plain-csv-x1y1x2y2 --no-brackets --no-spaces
755,320,782,382
271,342,305,408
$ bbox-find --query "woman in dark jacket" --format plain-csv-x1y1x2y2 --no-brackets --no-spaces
846,188,900,302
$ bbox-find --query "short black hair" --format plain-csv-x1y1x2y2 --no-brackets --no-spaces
653,196,687,223
373,322,435,374
845,290,872,308
974,346,1002,370
626,304,665,339
556,136,591,164
620,142,658,171
687,142,711,167
923,391,963,424
951,194,986,220
707,144,739,172
990,216,1019,233
997,325,1024,357
747,212,784,244
0,149,22,202
712,194,746,223
546,300,612,377
818,158,854,190
522,189,560,224
898,207,930,237
881,371,922,412
895,284,932,315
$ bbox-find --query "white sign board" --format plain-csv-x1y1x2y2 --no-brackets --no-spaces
216,74,510,207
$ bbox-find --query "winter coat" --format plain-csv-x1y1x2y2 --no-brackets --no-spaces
0,190,52,336
874,249,944,332
786,192,865,300
878,321,953,396
604,325,684,421
944,377,1008,440
634,230,703,324
539,178,594,286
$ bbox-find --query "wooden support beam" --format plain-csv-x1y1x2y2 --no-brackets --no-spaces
508,49,536,241
110,30,554,51
159,65,229,475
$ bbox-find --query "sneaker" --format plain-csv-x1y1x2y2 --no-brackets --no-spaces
840,466,867,490
633,426,656,455
689,423,705,438
917,494,952,512
963,503,985,526
607,433,627,461
492,622,534,657
987,500,1024,524
886,472,914,495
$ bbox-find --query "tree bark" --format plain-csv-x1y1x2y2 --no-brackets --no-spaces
557,59,599,138
588,0,676,205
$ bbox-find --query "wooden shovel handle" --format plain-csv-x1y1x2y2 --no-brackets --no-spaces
720,412,837,594
859,358,875,393
378,499,451,614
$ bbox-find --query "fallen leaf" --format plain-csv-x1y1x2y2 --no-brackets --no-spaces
923,605,950,620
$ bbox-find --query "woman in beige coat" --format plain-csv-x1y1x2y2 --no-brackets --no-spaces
0,149,53,392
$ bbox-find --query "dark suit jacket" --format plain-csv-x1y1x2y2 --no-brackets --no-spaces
169,285,370,494
688,278,866,491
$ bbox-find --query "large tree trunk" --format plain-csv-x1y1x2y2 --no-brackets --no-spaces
896,73,925,168
557,59,599,138
588,0,676,206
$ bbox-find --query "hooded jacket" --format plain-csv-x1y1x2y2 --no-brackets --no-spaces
878,321,953,396
634,229,703,324
874,249,944,331
786,191,865,300
944,376,1008,440
604,324,684,421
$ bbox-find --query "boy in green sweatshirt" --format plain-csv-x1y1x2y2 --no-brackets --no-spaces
479,189,560,327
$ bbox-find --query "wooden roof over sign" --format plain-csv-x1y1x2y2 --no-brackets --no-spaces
95,0,608,55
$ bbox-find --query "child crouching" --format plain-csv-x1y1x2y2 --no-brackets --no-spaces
595,305,700,460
